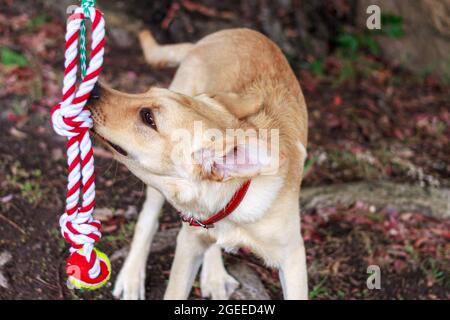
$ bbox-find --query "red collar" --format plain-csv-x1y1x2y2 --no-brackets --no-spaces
180,180,251,228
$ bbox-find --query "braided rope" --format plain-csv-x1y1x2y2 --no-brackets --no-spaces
51,3,110,288
80,0,95,78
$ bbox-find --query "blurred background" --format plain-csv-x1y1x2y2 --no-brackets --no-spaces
0,0,448,299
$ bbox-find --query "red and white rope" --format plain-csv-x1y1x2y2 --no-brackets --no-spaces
51,7,106,281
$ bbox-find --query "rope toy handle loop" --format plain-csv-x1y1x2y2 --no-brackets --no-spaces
80,0,96,78
51,1,111,290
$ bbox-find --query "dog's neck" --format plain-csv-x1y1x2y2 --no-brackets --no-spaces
125,161,284,224
162,174,284,224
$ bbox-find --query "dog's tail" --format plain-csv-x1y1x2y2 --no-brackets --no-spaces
138,30,194,69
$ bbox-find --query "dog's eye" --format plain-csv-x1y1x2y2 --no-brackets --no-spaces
140,108,157,130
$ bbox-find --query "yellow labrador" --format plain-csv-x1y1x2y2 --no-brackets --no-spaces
89,28,308,300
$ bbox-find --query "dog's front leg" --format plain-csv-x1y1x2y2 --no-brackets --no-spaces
200,244,239,300
113,186,165,300
278,238,309,300
164,225,209,299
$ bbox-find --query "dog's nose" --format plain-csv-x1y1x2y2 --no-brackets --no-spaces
88,83,101,104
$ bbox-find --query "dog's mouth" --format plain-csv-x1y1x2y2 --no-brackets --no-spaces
90,129,128,157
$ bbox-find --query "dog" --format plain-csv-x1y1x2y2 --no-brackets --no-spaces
89,28,308,300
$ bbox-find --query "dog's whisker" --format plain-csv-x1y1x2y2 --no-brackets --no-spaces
101,159,116,176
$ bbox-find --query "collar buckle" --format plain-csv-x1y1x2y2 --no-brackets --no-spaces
182,216,215,229
189,217,214,229
194,219,215,229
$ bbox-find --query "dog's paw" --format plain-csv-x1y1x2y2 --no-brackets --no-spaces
113,264,146,300
200,266,239,300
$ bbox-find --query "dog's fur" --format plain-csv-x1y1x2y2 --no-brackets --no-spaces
90,28,308,300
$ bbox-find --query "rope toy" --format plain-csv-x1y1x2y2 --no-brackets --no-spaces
50,0,111,290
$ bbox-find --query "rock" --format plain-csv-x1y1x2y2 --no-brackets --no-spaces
0,251,12,289
229,263,271,300
357,0,450,77
301,181,450,219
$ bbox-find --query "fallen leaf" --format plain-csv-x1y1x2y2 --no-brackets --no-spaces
0,194,13,203
93,207,114,222
430,228,450,240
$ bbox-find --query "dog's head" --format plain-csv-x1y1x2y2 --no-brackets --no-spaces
89,83,282,195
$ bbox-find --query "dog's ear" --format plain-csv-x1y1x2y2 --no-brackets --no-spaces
203,92,263,119
193,136,283,181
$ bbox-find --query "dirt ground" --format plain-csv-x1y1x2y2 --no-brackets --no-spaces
0,1,449,299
